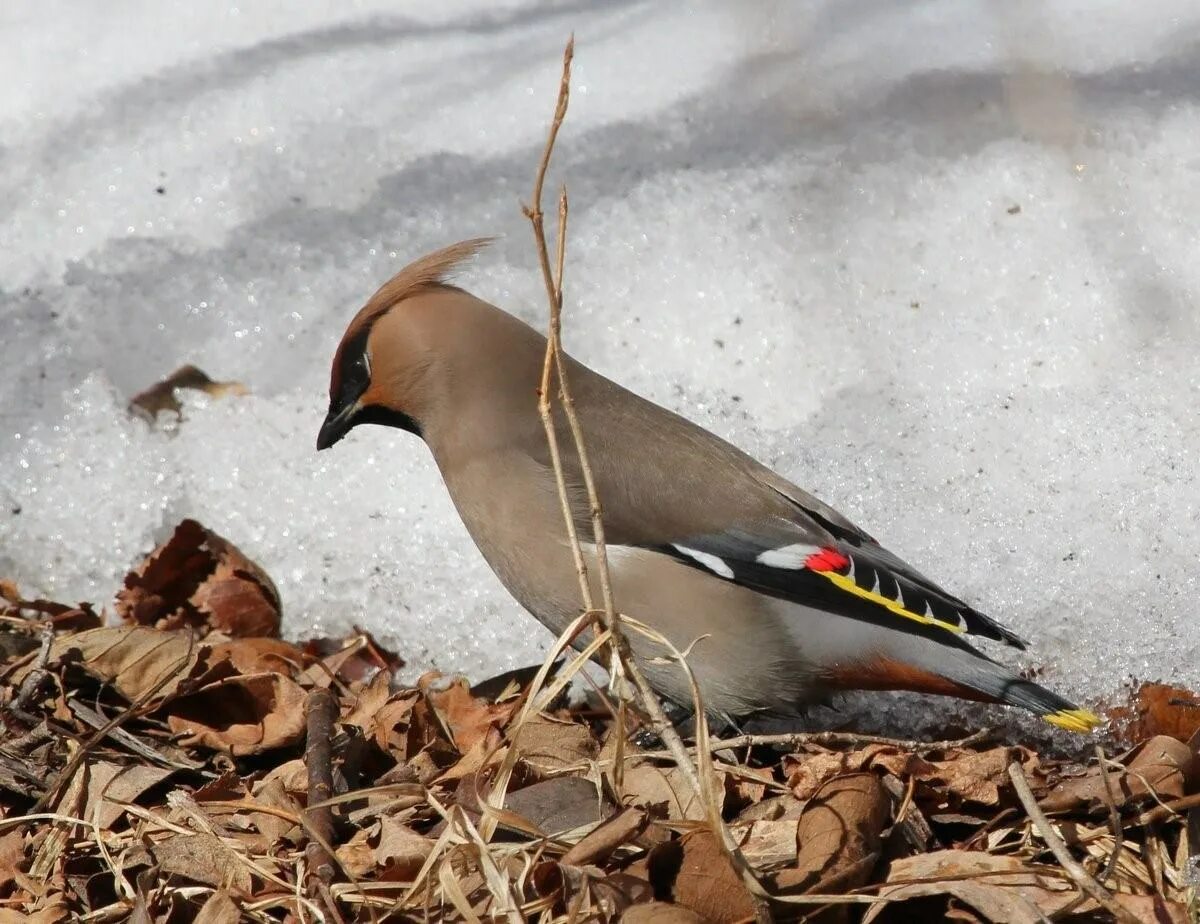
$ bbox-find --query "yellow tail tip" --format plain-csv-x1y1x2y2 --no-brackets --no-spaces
1043,708,1103,733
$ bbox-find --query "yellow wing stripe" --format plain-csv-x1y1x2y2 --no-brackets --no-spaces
1043,708,1102,732
816,569,967,635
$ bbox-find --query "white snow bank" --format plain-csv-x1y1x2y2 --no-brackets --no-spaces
2,1,1198,731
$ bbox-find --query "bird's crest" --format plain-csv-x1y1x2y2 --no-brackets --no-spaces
331,238,493,395
340,237,494,345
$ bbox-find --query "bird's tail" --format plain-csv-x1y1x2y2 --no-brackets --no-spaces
928,644,1101,732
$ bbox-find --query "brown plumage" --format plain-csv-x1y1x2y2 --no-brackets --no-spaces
318,240,1099,732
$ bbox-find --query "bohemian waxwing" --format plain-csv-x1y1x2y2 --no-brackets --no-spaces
318,239,1098,733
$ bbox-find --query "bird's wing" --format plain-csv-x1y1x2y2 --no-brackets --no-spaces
636,479,1028,651
562,365,1027,650
648,525,1026,649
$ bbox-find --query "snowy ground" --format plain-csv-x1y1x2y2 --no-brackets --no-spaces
2,1,1198,733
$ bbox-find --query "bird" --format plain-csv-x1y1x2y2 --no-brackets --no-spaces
317,238,1099,733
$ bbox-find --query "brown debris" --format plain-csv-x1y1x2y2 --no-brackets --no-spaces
128,363,248,421
1,516,1199,922
116,518,281,638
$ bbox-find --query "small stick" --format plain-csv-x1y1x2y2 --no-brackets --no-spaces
637,726,997,760
1133,791,1200,828
1093,744,1124,887
522,36,706,809
1007,762,1141,924
304,688,338,895
11,621,54,714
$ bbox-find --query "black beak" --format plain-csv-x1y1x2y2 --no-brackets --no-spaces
316,402,356,451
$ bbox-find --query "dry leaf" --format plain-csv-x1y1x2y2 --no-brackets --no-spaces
561,807,650,867
302,628,404,684
622,762,724,822
240,777,301,842
863,850,1075,924
620,900,709,923
336,827,377,879
166,672,307,755
342,670,393,735
1108,682,1200,744
129,364,248,421
374,816,434,880
504,776,610,835
193,890,241,924
781,773,888,897
81,762,173,830
732,819,799,870
48,625,203,703
116,519,281,638
424,676,518,753
369,690,422,756
0,829,27,892
208,637,306,676
670,830,756,924
151,832,254,894
512,712,598,776
1041,735,1195,812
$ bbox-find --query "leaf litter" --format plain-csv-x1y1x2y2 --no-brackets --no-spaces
1,521,1198,922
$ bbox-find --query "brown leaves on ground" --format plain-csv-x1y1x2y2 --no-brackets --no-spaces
1,517,1200,922
116,519,281,637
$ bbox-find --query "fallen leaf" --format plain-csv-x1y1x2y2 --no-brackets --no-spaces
561,807,649,867
1108,682,1200,744
1041,735,1195,812
504,776,610,835
424,676,518,754
369,690,422,756
732,819,798,870
193,890,241,924
863,850,1076,924
0,828,27,892
620,902,708,923
208,637,306,676
151,832,254,893
129,364,248,421
166,672,307,755
240,777,301,842
1112,893,1191,924
511,712,598,776
335,827,377,879
48,625,203,703
670,830,756,924
302,628,404,684
778,773,888,896
81,762,174,830
374,816,434,880
622,762,724,822
116,519,281,638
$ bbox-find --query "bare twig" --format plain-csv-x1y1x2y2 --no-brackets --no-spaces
1007,761,1141,924
304,687,338,895
639,726,998,761
67,696,201,770
11,620,53,714
522,35,707,805
1094,744,1125,887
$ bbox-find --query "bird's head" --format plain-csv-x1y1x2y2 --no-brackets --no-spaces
317,238,492,451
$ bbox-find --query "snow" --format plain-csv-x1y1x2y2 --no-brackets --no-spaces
2,1,1198,732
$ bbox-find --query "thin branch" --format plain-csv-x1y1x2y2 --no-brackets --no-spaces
639,726,998,761
1094,744,1125,887
11,620,54,716
1007,762,1141,924
304,688,338,898
522,36,708,809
